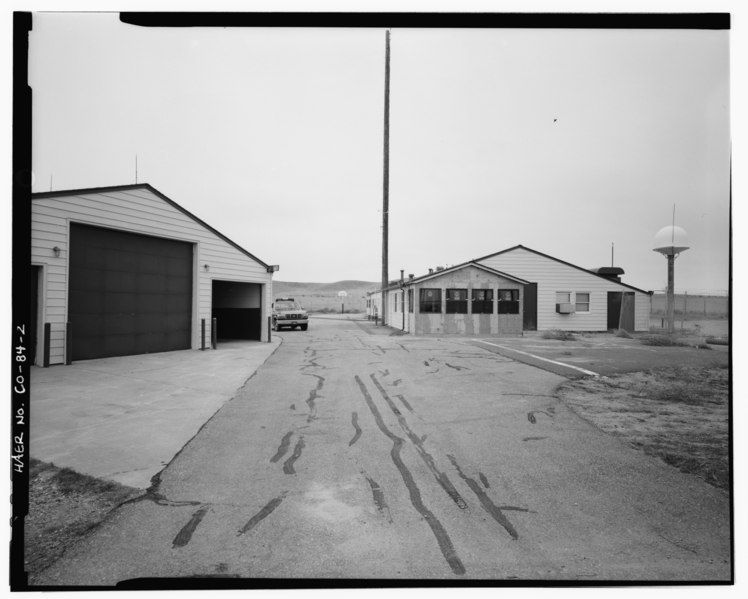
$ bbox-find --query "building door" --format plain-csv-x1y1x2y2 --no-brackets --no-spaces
523,282,537,331
69,223,194,360
607,291,635,332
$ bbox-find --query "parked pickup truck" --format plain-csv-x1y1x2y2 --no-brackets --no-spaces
272,298,309,331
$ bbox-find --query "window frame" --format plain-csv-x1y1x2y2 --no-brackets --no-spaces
471,288,494,314
497,288,520,315
419,288,442,313
575,292,591,313
445,288,469,314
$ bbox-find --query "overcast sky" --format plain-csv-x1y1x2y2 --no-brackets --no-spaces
29,13,730,294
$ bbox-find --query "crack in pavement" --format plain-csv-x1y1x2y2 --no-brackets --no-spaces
302,373,325,422
270,432,294,463
283,437,305,475
349,412,362,446
362,470,393,523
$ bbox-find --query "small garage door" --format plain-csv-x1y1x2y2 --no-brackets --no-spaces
69,223,194,360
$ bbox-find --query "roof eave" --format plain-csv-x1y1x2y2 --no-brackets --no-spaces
32,183,273,271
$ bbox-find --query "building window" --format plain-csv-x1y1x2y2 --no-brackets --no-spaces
575,292,590,313
420,288,442,313
446,288,468,314
472,289,494,314
498,289,520,314
408,288,414,313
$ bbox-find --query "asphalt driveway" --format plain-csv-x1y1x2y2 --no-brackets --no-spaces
32,317,731,585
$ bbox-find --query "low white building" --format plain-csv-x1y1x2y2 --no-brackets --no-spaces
31,183,276,365
368,245,652,335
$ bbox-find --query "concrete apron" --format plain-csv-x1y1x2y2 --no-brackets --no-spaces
29,339,280,489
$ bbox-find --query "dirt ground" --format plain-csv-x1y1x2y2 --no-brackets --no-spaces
557,366,730,490
23,460,142,582
649,317,729,340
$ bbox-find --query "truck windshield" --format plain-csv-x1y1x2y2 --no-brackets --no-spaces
275,301,300,310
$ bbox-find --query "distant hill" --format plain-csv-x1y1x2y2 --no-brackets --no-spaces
272,280,379,313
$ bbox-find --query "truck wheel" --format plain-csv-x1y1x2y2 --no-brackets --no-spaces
300,324,308,331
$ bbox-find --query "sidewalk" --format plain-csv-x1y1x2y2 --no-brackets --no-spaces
350,315,408,336
29,339,280,489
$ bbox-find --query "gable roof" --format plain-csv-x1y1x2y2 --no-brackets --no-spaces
31,183,272,271
375,261,529,294
474,244,651,295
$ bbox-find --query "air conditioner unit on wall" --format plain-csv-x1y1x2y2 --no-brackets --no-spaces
556,303,575,314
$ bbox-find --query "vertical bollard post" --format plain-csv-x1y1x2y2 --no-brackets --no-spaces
212,318,217,349
65,321,72,365
43,323,51,368
201,318,206,350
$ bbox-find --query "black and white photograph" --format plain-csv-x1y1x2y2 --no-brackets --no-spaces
9,3,738,592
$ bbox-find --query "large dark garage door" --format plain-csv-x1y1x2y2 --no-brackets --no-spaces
69,223,194,361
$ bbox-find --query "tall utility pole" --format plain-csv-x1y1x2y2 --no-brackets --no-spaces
381,29,391,326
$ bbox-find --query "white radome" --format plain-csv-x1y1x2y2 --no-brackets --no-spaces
653,225,690,255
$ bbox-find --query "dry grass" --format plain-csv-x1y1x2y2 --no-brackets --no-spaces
639,334,690,347
541,329,577,341
557,366,730,490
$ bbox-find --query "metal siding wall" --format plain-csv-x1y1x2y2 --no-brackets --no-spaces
478,248,650,331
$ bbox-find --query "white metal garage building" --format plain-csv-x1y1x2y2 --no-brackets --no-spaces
31,183,276,366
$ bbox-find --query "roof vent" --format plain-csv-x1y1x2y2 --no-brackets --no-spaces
436,266,445,272
590,266,625,282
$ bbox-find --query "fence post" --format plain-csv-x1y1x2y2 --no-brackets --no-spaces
201,319,206,350
211,318,217,350
65,322,72,365
43,323,51,368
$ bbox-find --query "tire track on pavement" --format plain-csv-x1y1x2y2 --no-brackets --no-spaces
172,506,210,548
237,492,288,536
369,373,468,511
355,375,465,576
